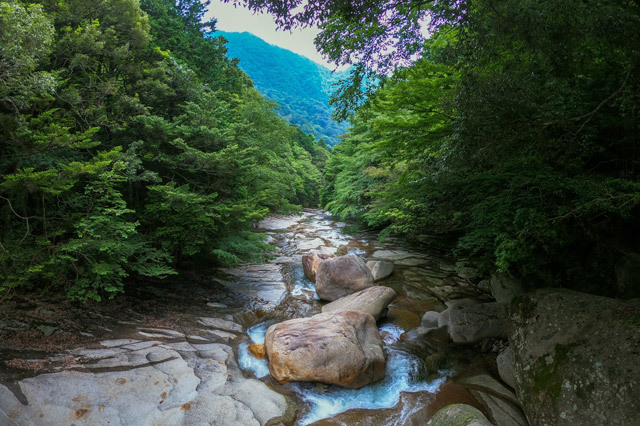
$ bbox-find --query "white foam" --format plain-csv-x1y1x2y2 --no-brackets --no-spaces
238,322,271,378
289,265,320,300
379,323,405,344
247,322,269,343
238,342,270,378
292,348,449,425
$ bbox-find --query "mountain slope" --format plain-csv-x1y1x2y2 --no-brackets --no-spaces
212,31,350,146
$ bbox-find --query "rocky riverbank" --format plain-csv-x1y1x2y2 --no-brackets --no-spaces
2,209,637,425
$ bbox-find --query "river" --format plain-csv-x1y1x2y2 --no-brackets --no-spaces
0,209,490,426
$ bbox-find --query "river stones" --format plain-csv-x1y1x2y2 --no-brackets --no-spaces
321,286,397,320
248,343,266,359
265,311,386,389
315,254,374,301
456,372,528,426
446,302,509,343
510,289,640,426
428,403,492,426
302,252,334,282
366,260,395,281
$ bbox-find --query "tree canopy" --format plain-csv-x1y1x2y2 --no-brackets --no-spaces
0,0,329,300
255,0,640,296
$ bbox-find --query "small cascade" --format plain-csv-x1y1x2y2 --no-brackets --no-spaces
235,209,478,424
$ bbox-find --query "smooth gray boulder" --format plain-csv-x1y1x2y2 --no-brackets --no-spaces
421,311,440,328
447,302,509,343
428,404,492,426
490,273,523,303
265,311,385,389
496,347,516,389
315,254,374,301
510,289,640,426
366,260,395,281
322,286,397,320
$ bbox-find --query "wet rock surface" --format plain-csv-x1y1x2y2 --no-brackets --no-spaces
0,209,501,425
0,324,289,426
265,311,385,389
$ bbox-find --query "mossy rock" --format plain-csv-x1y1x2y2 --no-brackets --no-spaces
428,404,492,426
510,289,640,425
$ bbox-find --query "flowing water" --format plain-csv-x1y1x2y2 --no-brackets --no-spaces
0,208,488,425
231,209,485,425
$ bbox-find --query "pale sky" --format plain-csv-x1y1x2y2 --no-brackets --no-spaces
207,1,342,69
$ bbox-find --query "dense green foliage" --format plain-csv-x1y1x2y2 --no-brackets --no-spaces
0,0,328,300
214,31,349,146
238,0,640,296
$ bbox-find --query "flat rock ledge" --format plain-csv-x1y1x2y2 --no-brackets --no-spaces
0,323,290,426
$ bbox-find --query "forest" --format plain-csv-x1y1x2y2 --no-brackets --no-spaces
309,0,640,297
217,30,350,147
0,0,330,301
2,0,639,302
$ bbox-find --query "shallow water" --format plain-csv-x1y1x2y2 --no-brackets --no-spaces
238,320,450,425
292,349,449,425
235,209,484,424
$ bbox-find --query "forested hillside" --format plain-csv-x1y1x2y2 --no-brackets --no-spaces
232,0,640,298
321,1,640,296
214,31,350,146
0,0,329,301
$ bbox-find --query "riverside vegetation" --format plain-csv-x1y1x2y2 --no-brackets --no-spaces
0,0,330,301
3,0,638,304
1,0,639,425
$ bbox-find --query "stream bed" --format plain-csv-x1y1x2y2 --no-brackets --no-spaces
0,209,491,426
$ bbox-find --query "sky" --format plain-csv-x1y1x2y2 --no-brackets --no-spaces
206,1,341,69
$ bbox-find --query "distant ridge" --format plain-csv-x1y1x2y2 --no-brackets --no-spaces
212,31,350,146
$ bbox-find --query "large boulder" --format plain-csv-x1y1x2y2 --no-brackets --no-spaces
447,302,509,343
496,347,516,389
321,286,397,320
490,273,523,303
302,252,334,282
428,404,492,426
510,289,640,425
264,311,385,389
366,260,395,281
315,254,374,301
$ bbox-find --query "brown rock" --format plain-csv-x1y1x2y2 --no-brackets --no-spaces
315,254,374,301
302,252,334,282
321,286,397,320
248,344,266,359
265,311,385,389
